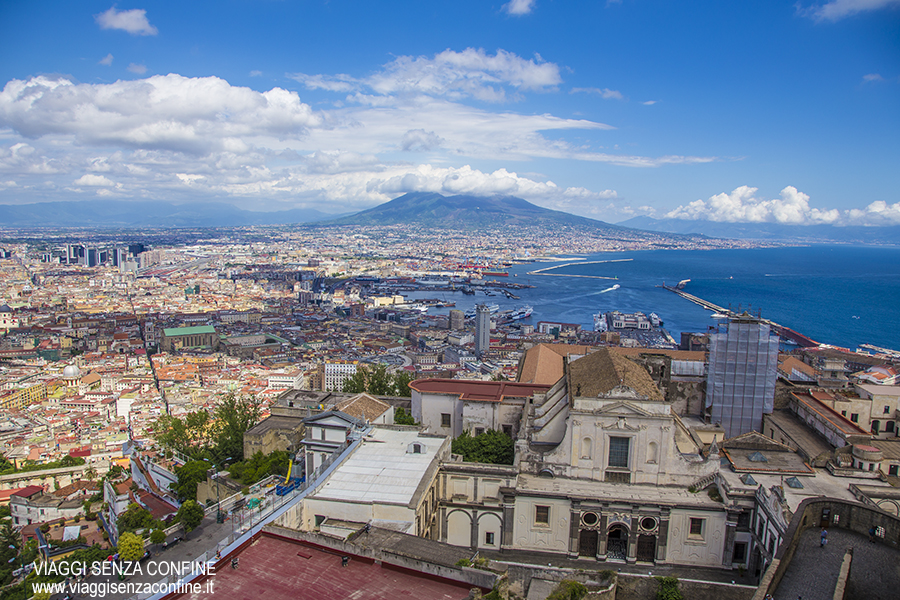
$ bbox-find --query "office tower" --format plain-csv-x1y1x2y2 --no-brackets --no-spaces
475,304,490,358
449,309,465,331
705,315,779,438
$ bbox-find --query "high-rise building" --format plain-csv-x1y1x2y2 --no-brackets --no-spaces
705,315,779,438
449,309,465,331
475,304,490,358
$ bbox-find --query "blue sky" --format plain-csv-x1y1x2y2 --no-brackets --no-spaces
0,0,898,225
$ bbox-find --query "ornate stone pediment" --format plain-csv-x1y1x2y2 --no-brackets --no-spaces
600,416,646,431
598,385,648,400
596,401,652,417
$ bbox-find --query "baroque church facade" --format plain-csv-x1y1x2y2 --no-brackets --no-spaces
435,349,741,568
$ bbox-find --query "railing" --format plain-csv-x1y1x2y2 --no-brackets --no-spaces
124,428,369,600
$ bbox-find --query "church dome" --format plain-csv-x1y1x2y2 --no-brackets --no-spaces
62,365,81,378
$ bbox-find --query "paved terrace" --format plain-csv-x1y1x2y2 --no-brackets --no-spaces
775,528,900,600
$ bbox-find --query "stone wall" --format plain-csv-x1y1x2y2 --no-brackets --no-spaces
752,496,900,600
616,574,754,600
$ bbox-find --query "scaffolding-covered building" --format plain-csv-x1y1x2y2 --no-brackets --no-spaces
706,315,779,438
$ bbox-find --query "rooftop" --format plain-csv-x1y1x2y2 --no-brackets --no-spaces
174,533,474,600
410,378,550,403
310,428,446,507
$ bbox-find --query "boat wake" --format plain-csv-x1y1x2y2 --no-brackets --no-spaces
598,284,621,294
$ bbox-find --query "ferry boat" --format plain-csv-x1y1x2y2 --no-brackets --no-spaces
594,312,608,332
509,306,533,321
464,304,500,318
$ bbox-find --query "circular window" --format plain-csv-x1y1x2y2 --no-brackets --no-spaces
582,512,599,526
641,517,657,531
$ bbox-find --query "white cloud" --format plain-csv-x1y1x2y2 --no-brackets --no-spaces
249,70,263,77
74,174,115,186
127,63,147,75
863,73,884,82
0,75,321,154
503,0,536,16
293,48,562,103
642,100,658,105
800,0,900,22
846,201,900,225
401,129,444,152
571,87,624,100
99,54,114,66
95,7,158,36
666,186,845,224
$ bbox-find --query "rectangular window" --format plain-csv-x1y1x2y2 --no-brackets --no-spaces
485,531,495,545
689,517,704,538
474,427,484,437
886,406,892,414
851,413,859,423
608,436,630,468
441,413,451,428
890,464,898,476
733,542,747,563
502,424,513,437
535,505,550,526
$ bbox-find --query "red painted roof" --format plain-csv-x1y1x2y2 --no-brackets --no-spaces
172,533,478,600
409,378,550,403
11,485,44,498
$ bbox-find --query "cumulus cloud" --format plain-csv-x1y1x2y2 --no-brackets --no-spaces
401,129,444,152
74,173,115,186
127,63,147,75
503,0,536,15
572,87,624,100
666,186,845,224
95,7,158,36
0,75,321,154
799,0,900,22
99,54,114,66
846,201,900,225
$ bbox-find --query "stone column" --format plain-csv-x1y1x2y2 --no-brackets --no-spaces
470,508,480,549
568,502,581,558
656,511,670,562
439,506,448,543
597,513,609,560
722,514,738,567
501,493,515,549
627,517,638,563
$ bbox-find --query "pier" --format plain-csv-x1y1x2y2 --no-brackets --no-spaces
528,258,632,277
660,284,821,347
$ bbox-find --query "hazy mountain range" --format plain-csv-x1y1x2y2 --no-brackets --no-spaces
618,216,900,245
0,200,336,228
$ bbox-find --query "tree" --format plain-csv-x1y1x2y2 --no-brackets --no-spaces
655,577,683,600
173,460,210,502
341,369,367,394
211,394,261,462
392,371,414,397
117,503,159,534
117,532,144,562
150,528,166,552
394,407,416,426
176,500,204,534
84,465,98,481
152,411,211,459
228,451,290,485
451,430,514,465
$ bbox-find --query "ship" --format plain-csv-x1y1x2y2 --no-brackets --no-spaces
464,303,500,318
594,312,608,332
508,306,534,321
649,312,663,327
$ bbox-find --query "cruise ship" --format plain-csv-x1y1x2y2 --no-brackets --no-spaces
465,304,500,318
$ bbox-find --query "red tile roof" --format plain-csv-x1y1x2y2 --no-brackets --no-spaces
409,378,550,403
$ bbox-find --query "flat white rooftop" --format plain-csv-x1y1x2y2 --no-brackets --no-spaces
310,428,444,506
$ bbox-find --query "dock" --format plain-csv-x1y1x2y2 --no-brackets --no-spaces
660,284,821,348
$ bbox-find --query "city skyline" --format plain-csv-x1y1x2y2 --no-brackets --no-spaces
0,1,898,226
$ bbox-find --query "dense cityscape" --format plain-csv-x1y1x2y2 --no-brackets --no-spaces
0,224,896,600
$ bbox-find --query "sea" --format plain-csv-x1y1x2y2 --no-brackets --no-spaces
405,245,900,352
